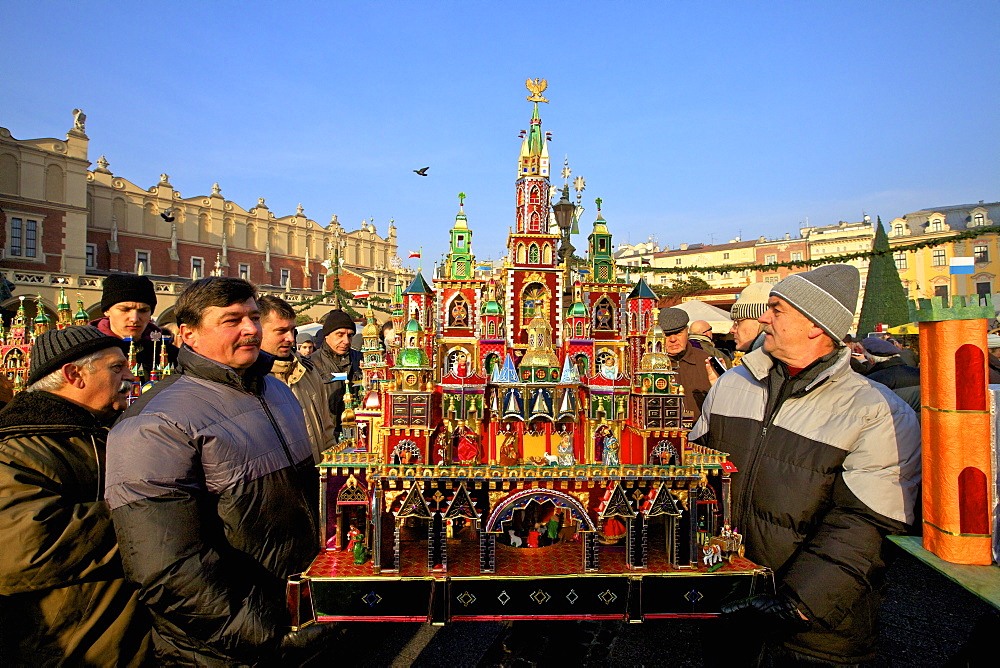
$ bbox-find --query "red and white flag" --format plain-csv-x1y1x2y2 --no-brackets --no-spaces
408,250,421,259
352,290,370,299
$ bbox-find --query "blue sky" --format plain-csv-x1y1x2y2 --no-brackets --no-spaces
3,1,998,267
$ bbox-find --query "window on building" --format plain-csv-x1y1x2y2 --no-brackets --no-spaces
973,213,985,227
675,258,682,265
723,253,730,260
977,281,992,296
931,220,943,232
10,218,22,256
280,268,290,287
975,244,989,263
24,219,37,258
765,254,777,264
136,250,150,274
377,276,385,293
893,224,903,236
317,273,325,291
934,285,949,299
239,263,250,281
765,275,779,284
86,244,96,269
706,273,715,281
191,257,204,279
8,217,40,258
893,251,907,271
932,249,946,266
791,252,803,262
456,235,465,249
741,270,750,278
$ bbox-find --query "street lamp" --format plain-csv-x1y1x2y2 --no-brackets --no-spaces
554,184,575,264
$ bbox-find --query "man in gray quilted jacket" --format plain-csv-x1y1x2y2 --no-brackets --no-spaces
105,277,327,665
692,264,921,665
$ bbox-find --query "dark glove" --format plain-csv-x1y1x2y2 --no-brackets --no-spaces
280,622,339,661
720,594,811,635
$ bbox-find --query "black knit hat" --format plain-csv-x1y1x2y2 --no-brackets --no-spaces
101,274,157,312
320,309,356,338
28,325,129,386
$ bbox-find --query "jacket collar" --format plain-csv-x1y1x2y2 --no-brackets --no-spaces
0,390,109,433
741,345,852,393
177,346,274,395
669,342,701,366
89,316,163,342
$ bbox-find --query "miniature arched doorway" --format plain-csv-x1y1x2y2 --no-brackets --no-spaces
390,439,423,465
959,467,990,535
955,344,986,411
484,352,501,377
649,439,679,466
482,489,599,573
334,475,370,553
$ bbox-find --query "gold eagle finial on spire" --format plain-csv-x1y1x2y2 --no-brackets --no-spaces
525,78,549,103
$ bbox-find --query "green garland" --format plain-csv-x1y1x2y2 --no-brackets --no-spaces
292,285,391,317
620,225,1000,276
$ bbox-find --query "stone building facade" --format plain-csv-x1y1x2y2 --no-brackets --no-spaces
1,111,408,323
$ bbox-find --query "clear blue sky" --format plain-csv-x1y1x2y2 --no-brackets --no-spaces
3,1,998,267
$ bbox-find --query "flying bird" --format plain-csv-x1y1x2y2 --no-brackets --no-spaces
413,167,429,176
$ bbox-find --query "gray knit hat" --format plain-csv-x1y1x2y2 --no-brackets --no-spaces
730,282,770,321
657,307,689,335
770,264,860,344
28,325,129,386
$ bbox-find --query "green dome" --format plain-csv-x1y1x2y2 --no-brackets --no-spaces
405,318,422,332
397,347,430,368
482,300,501,316
567,301,588,317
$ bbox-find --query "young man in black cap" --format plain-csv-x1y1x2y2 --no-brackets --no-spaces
91,273,178,379
692,264,920,665
309,308,363,438
0,326,149,665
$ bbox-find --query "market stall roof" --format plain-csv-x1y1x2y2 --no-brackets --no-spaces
674,300,733,334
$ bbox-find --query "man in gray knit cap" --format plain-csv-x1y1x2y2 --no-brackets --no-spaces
691,264,920,665
0,326,149,664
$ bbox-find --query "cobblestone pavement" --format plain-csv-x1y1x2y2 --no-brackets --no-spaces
311,547,996,667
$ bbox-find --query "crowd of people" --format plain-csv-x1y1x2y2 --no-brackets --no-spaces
0,264,988,665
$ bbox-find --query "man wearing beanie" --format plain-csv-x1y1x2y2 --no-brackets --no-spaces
310,308,363,437
691,264,920,665
861,336,920,390
0,326,150,665
728,281,770,355
658,307,714,421
92,273,178,380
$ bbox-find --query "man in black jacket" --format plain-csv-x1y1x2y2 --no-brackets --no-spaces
105,278,325,665
862,336,920,390
310,309,363,438
91,273,178,380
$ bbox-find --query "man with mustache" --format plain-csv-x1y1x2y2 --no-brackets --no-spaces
692,265,920,665
0,325,150,665
105,277,326,664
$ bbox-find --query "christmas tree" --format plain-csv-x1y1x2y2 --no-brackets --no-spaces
857,217,910,337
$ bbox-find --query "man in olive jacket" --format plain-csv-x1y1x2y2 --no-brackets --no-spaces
0,325,149,666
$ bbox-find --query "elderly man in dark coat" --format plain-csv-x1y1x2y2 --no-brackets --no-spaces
0,326,149,666
659,307,714,421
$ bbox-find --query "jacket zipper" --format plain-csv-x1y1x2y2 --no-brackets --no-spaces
737,375,785,527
